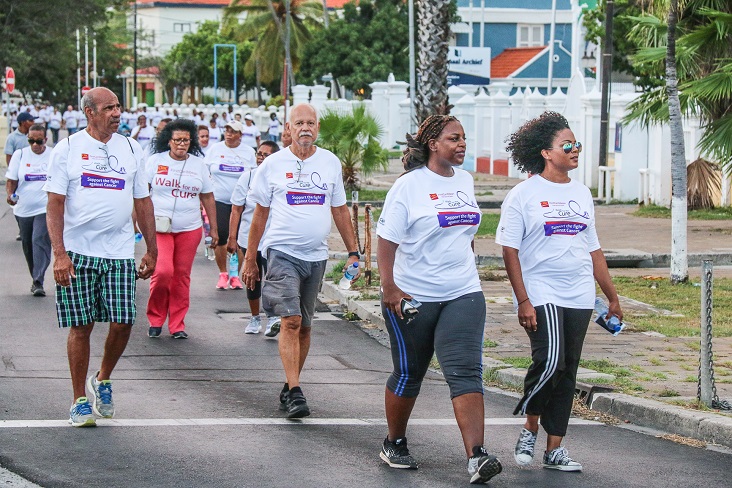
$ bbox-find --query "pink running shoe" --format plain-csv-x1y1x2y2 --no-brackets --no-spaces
229,276,244,290
216,272,229,290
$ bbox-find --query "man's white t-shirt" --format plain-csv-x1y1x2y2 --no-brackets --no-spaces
146,153,213,233
495,175,601,309
5,146,50,218
77,111,88,129
231,167,270,250
63,110,78,129
268,119,281,137
377,166,482,302
204,141,256,204
48,111,62,130
131,125,155,150
43,130,149,259
248,146,346,261
208,126,222,143
241,124,261,148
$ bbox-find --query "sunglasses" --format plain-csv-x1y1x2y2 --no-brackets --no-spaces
27,138,45,145
171,138,191,145
558,142,582,154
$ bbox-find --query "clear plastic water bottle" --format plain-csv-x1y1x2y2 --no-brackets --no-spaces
228,252,239,278
204,236,214,260
339,262,359,290
9,193,19,203
594,297,625,336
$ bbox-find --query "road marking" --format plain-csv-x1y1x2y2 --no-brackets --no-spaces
0,417,602,429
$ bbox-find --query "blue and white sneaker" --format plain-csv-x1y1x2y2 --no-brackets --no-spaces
86,371,115,418
69,397,96,427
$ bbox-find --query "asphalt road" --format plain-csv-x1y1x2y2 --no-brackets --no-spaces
0,207,729,487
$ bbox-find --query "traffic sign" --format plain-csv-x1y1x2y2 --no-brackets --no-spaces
5,67,15,93
81,85,92,96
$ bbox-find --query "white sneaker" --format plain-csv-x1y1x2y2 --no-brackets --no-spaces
245,315,262,334
542,446,582,472
265,316,281,337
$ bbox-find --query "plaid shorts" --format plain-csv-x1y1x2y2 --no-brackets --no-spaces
55,252,137,328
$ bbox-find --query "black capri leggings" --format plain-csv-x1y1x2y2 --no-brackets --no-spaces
215,200,239,247
240,248,266,300
514,303,592,437
382,291,486,399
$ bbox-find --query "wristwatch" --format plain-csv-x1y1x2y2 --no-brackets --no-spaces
348,251,360,259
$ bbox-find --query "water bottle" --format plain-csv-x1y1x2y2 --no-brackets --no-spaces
228,252,239,278
594,297,625,336
339,262,359,290
9,193,19,203
204,236,214,260
134,232,143,243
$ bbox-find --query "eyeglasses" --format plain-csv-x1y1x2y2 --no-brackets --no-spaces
27,138,45,145
558,142,582,154
296,160,303,181
256,151,272,158
171,138,191,145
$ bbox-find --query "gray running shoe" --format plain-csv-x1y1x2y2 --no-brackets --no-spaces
380,437,418,469
468,446,502,484
86,371,115,418
542,446,582,472
245,315,262,334
68,397,96,427
514,427,538,466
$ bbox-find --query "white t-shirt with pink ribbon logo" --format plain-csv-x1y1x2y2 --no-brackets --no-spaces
377,166,482,302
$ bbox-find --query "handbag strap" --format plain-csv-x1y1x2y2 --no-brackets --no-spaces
169,153,189,221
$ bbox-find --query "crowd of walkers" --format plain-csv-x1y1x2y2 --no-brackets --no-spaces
3,88,622,484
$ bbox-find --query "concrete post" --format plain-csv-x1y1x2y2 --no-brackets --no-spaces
309,85,329,113
292,85,310,107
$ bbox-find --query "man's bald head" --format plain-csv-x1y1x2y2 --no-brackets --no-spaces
82,87,117,115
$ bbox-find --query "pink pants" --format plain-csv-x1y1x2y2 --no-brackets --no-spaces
147,227,202,333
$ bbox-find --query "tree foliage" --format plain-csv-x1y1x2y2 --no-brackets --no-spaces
161,21,254,103
317,104,389,191
299,0,409,96
0,0,128,104
223,0,323,89
620,1,732,169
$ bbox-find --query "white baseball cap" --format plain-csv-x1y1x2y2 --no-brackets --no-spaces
225,120,244,132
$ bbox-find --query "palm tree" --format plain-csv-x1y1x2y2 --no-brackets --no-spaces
317,105,389,191
621,0,732,283
223,0,323,88
666,0,688,284
414,0,452,123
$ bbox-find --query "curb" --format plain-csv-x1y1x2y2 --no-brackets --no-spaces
320,280,732,449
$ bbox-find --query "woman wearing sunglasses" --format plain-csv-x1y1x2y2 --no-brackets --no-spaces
496,111,622,472
145,118,218,339
5,124,51,297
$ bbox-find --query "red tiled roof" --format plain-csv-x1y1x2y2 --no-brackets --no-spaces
491,47,546,78
137,0,350,7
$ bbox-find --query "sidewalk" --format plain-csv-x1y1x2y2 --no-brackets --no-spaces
322,162,732,448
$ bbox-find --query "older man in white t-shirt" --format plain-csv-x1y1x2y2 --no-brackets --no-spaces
243,104,360,419
44,87,157,428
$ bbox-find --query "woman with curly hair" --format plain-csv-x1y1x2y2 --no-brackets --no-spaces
145,118,218,339
496,111,622,471
376,115,502,484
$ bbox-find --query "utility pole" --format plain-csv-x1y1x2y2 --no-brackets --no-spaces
599,0,614,167
133,0,138,108
408,0,416,132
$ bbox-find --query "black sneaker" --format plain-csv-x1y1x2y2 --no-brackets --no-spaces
30,283,45,297
285,387,310,419
467,446,502,484
148,327,162,338
380,437,418,469
172,331,188,339
278,383,289,411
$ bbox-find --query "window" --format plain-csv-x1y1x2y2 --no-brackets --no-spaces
174,23,192,33
517,24,544,47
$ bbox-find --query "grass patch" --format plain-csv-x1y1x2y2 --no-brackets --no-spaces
483,339,498,348
501,356,532,369
632,204,732,220
658,388,680,397
579,359,632,377
649,357,664,366
611,276,732,337
353,189,388,201
477,213,500,237
357,292,381,301
476,190,494,196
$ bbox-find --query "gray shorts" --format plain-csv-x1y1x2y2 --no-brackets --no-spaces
262,249,326,327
